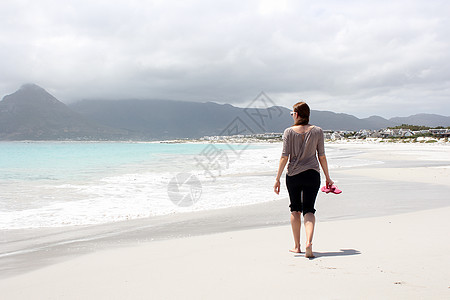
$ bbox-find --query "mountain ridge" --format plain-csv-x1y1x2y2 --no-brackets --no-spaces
0,84,131,140
1,84,449,140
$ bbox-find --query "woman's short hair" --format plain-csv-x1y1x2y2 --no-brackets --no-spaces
293,102,310,125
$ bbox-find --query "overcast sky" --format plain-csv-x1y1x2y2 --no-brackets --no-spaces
1,0,449,118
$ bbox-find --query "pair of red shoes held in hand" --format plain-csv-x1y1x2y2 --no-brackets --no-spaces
320,184,342,194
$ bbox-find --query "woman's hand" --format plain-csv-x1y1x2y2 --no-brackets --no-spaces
319,155,334,187
326,177,334,188
275,156,289,195
274,180,281,194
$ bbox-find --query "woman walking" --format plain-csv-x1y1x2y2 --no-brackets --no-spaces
274,102,333,258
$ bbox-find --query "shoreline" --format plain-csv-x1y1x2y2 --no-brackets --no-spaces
1,136,449,145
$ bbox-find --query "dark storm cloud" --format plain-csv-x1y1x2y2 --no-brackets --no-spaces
0,0,449,117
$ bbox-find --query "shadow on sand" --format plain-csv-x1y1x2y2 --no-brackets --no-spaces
295,248,361,259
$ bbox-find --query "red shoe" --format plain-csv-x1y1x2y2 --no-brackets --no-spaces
330,185,342,194
321,185,342,194
321,185,332,193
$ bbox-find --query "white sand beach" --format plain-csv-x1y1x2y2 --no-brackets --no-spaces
1,143,449,299
1,208,449,299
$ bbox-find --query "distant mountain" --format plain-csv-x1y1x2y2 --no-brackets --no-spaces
390,114,450,127
309,111,397,131
1,84,449,141
69,100,398,137
363,115,398,129
70,99,297,139
0,84,130,140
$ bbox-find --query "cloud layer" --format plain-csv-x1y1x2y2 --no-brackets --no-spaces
1,0,449,117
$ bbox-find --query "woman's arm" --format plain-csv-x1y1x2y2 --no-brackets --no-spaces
274,156,289,194
318,155,334,187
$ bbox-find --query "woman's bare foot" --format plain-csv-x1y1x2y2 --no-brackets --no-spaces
305,243,314,258
289,246,301,253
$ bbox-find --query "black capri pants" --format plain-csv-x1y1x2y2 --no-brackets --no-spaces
286,169,320,215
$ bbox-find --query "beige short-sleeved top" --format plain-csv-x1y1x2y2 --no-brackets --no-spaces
281,125,325,176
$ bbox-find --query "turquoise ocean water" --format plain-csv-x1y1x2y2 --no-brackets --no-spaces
0,142,380,230
0,142,276,229
0,142,222,181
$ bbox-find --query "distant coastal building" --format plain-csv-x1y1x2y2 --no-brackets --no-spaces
323,130,352,140
322,127,449,140
429,129,450,137
380,129,413,137
197,127,448,144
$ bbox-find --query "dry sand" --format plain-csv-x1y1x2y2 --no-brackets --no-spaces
1,207,449,299
1,143,449,299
